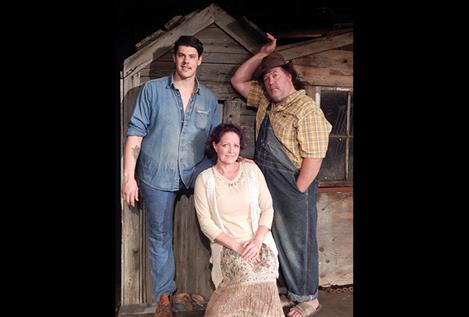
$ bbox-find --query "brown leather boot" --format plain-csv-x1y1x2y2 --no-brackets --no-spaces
154,294,172,317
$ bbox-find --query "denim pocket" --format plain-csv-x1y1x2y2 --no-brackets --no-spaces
195,108,209,129
291,174,308,195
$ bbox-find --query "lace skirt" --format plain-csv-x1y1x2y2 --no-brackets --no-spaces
204,244,284,317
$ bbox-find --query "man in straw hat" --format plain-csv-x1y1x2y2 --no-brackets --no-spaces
231,33,332,317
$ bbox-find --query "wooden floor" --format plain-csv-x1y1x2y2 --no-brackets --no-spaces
117,289,353,317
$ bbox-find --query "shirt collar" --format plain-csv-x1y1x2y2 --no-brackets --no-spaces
273,89,305,109
167,73,201,95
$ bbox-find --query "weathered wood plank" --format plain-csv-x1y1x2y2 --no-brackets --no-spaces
339,43,354,51
211,4,262,54
158,50,250,65
173,193,213,300
239,121,256,159
157,25,251,63
200,42,250,54
122,77,143,138
194,24,248,50
203,81,240,100
296,65,353,88
293,50,353,74
135,29,165,51
239,114,256,127
118,303,156,315
121,203,145,305
202,51,250,64
140,62,174,78
164,15,184,31
304,84,321,103
224,100,257,126
124,5,215,78
277,32,353,61
277,28,352,49
222,99,256,158
239,16,269,44
223,100,241,125
318,186,353,193
319,180,353,187
239,104,257,116
121,72,147,305
138,74,239,100
317,191,353,286
141,62,240,85
223,107,256,156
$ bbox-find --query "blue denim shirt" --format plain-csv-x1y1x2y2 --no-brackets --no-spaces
126,75,221,191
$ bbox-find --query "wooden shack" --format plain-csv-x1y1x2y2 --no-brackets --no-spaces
119,3,353,313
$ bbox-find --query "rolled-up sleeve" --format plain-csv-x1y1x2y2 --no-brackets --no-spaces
194,175,223,242
126,83,154,137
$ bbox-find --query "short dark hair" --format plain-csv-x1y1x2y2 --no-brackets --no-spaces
173,35,204,57
206,123,245,161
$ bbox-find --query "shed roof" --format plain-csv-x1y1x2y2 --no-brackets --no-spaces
123,3,266,78
123,3,353,78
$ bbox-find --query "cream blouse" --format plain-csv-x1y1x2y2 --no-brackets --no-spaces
194,161,278,287
194,161,274,243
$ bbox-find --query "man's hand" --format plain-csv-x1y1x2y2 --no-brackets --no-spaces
122,177,139,207
259,33,277,56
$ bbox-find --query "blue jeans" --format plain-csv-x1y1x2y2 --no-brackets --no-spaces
139,182,178,301
139,157,214,301
255,116,320,302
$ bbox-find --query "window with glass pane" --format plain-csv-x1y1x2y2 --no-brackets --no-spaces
317,87,353,187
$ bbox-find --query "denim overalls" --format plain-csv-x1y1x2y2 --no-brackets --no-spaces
255,104,320,302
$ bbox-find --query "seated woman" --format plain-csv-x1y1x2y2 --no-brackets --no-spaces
194,123,284,317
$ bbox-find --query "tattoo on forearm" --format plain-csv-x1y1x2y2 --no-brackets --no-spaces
131,145,140,160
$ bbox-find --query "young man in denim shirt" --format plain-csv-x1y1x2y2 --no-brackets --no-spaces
122,36,221,317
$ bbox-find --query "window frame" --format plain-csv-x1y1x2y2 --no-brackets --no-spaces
312,86,353,188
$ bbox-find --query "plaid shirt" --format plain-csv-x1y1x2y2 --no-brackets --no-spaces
247,81,332,169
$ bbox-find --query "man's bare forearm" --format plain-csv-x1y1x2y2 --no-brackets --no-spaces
123,136,143,181
296,158,323,192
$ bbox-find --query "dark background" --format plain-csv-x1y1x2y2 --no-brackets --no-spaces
115,0,353,70
12,1,450,315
